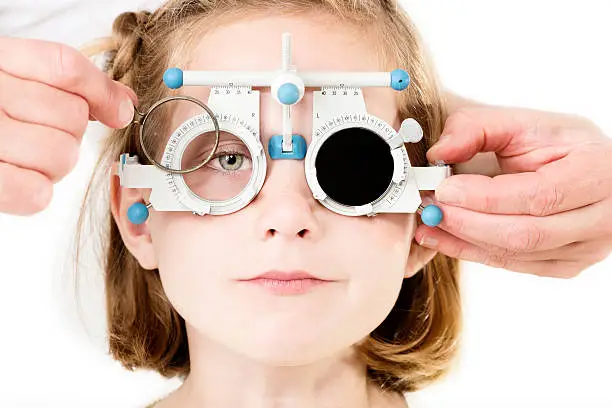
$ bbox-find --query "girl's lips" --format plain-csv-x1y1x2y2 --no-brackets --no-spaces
240,278,332,295
241,270,332,282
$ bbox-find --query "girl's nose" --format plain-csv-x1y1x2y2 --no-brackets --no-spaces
253,161,321,241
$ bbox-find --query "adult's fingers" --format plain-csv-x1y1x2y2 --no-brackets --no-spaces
434,146,612,216
0,112,79,183
0,70,89,141
0,37,134,129
416,224,612,265
0,161,53,215
415,227,599,279
426,105,601,167
421,199,611,253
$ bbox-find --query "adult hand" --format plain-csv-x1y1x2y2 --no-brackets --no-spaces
415,94,612,278
0,37,137,215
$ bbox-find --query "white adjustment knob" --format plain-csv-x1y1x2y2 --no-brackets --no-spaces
399,118,423,143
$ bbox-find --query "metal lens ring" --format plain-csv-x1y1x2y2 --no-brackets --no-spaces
137,95,220,174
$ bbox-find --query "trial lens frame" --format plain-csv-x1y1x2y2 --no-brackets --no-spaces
117,32,450,227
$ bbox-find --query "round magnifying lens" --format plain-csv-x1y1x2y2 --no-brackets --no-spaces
315,127,394,206
139,95,220,174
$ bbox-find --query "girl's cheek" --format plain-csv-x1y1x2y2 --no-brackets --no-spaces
365,213,414,242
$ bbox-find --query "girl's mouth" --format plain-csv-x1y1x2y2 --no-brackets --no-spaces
239,278,332,295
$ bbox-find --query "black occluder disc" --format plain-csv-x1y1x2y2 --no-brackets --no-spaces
315,127,394,207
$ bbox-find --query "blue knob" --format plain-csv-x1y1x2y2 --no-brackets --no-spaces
277,83,300,105
163,68,183,89
390,69,410,91
127,202,149,225
420,204,443,227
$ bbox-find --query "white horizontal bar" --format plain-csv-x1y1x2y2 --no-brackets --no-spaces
182,71,391,88
300,72,390,87
183,71,275,86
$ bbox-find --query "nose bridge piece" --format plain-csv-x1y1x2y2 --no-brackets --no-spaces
269,134,307,160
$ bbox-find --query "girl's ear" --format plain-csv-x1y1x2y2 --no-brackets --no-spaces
404,241,438,278
109,170,159,270
404,193,439,278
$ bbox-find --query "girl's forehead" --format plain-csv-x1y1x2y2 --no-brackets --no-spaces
178,14,401,129
186,14,382,72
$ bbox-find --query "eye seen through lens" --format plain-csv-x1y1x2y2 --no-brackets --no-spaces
181,131,253,201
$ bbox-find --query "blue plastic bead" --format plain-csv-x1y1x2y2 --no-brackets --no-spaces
127,202,149,225
421,204,443,227
390,69,410,91
163,68,184,89
268,135,307,160
277,83,300,105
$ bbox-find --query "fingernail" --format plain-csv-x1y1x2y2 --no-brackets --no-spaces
118,98,134,128
419,235,438,248
436,184,465,205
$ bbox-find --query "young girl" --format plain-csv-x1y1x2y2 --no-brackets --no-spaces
77,0,461,406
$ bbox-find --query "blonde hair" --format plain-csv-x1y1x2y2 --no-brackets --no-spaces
75,0,462,395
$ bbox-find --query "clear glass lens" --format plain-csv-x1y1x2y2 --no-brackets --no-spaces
181,131,253,201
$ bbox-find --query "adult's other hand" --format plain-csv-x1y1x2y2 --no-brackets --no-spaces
416,94,612,278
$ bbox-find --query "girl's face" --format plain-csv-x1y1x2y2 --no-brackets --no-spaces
114,13,435,365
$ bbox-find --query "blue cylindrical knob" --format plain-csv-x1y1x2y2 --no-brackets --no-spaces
277,83,300,105
420,204,443,227
163,68,184,89
390,69,410,91
127,202,150,225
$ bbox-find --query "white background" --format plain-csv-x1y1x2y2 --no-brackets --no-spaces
0,1,611,407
